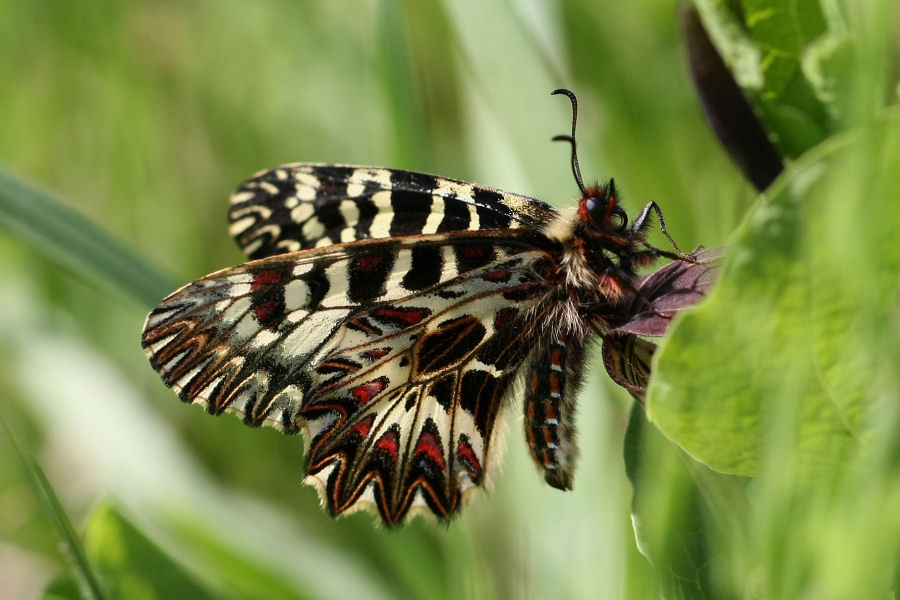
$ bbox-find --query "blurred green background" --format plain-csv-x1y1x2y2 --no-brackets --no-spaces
2,0,897,599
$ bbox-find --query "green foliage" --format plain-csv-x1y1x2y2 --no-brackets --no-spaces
1,0,898,599
642,0,900,597
80,503,216,600
3,417,107,600
651,118,900,476
0,168,174,308
692,0,860,158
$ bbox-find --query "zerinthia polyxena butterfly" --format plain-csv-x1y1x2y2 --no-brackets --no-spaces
142,89,717,525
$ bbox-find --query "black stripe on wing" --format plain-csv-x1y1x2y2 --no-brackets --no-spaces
141,230,556,523
228,163,558,259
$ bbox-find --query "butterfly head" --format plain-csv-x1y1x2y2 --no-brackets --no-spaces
579,179,628,235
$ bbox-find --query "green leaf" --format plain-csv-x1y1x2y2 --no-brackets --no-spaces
691,0,850,158
42,574,82,600
165,515,319,600
648,110,900,476
626,405,751,599
625,405,712,599
81,502,220,600
741,0,827,95
0,167,175,307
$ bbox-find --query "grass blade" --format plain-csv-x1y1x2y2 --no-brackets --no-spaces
0,166,175,307
2,414,108,600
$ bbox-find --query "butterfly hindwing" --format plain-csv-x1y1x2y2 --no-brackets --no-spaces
228,163,557,259
142,231,553,522
302,290,541,522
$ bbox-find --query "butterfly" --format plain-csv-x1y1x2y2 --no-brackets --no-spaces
141,90,717,524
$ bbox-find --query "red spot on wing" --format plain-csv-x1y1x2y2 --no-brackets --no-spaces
463,246,486,258
355,254,384,273
414,431,446,471
375,428,400,460
361,347,391,361
494,306,518,329
457,437,483,480
253,299,280,323
319,180,344,196
350,377,388,406
347,316,381,335
482,269,511,283
349,414,376,438
251,270,283,291
372,307,428,327
317,358,360,377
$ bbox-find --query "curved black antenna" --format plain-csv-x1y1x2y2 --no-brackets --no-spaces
551,88,587,196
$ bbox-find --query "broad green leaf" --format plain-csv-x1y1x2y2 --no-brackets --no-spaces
741,0,827,96
625,405,712,599
742,0,835,156
81,502,220,600
692,0,852,158
648,111,900,476
626,405,751,599
43,574,82,600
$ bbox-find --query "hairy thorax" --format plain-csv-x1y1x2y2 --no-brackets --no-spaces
530,208,638,341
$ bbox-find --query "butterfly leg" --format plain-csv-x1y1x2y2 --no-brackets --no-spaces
631,201,695,261
522,334,585,490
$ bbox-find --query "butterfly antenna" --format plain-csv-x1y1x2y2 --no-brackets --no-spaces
551,88,588,196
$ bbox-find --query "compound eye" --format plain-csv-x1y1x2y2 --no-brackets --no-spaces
584,196,601,218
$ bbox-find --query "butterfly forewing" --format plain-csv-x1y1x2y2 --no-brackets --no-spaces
229,163,557,259
142,231,554,522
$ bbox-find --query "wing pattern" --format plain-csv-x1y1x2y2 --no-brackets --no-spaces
144,142,720,525
143,231,553,523
228,163,557,259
